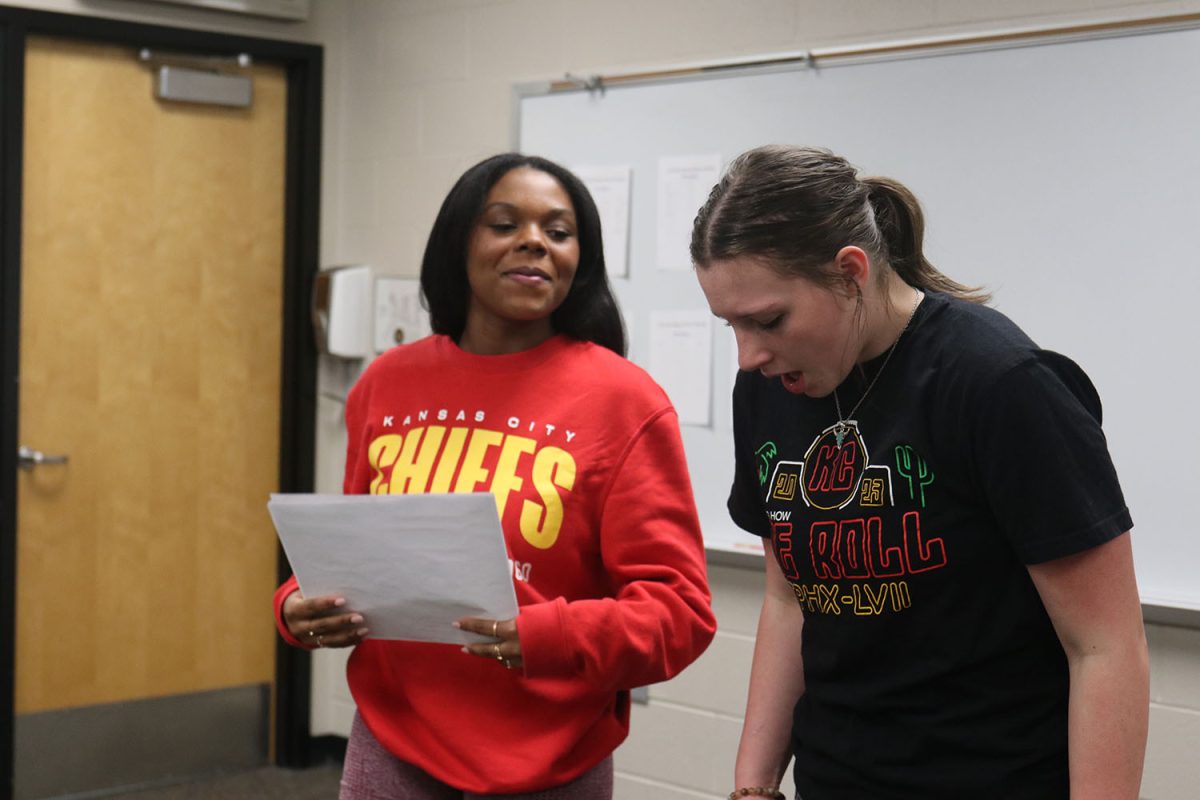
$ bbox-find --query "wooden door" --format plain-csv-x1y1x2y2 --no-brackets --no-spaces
14,35,286,797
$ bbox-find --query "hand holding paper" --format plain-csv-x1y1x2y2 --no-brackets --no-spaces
268,493,519,645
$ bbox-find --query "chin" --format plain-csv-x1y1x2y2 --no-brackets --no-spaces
494,309,555,329
508,306,555,322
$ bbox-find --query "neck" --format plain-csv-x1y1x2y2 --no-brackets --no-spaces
857,279,922,363
458,318,556,355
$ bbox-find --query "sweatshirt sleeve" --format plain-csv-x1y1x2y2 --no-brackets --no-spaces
516,408,716,689
273,574,314,649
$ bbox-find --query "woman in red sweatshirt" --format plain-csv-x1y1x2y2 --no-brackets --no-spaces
275,153,716,798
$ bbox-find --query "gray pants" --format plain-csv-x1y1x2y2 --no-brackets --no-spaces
338,712,614,800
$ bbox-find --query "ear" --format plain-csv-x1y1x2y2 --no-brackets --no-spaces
832,246,871,294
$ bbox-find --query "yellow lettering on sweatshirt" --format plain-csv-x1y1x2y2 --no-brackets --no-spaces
387,425,444,495
365,428,576,550
429,427,469,493
453,429,504,493
492,435,537,518
521,446,576,549
367,434,404,494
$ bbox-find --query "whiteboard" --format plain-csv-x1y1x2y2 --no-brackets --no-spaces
518,24,1200,611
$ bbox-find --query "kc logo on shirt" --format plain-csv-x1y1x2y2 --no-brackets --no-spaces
761,426,948,617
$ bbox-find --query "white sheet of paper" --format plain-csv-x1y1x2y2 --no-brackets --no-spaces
656,154,721,271
573,164,632,278
268,493,518,644
648,309,713,426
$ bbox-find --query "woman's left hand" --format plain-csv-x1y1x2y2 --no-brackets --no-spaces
457,616,522,671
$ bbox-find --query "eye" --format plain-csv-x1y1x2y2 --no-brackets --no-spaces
756,315,783,331
546,228,574,242
488,222,516,233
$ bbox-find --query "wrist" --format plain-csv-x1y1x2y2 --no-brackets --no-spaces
728,788,785,800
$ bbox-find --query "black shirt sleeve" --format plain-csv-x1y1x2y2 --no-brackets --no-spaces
728,371,772,538
968,350,1132,564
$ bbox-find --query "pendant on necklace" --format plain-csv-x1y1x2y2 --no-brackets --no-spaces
833,422,848,449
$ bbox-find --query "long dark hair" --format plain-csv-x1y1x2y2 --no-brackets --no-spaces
690,144,988,303
420,153,626,355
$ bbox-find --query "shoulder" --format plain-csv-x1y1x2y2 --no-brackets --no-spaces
914,293,1038,374
917,293,1098,406
558,338,674,408
360,334,465,381
913,295,1106,438
347,335,445,404
367,335,445,373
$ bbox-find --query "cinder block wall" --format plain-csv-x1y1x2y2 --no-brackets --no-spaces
617,567,1200,799
613,563,758,798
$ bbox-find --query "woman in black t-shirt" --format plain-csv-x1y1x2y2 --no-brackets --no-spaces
691,145,1148,800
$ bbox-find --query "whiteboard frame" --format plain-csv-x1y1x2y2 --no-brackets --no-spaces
514,11,1200,104
512,14,1200,625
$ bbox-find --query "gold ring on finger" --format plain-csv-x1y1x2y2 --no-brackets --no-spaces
491,620,499,638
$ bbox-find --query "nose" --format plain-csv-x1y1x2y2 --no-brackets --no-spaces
515,224,547,255
735,330,771,372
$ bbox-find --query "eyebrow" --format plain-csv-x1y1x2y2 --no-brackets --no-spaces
481,201,576,220
716,306,781,325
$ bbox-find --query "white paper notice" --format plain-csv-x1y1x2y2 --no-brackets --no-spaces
648,309,713,426
268,493,518,645
656,154,721,271
574,165,632,278
374,276,432,352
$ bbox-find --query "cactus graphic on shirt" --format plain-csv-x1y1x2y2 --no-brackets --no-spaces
895,444,934,508
755,441,778,486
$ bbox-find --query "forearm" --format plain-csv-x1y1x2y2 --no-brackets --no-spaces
735,586,806,788
1027,533,1149,800
1067,644,1149,799
517,581,715,686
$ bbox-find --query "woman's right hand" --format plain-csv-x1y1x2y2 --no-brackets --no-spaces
282,589,369,649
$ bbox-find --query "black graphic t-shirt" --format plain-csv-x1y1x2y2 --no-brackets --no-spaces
728,292,1132,800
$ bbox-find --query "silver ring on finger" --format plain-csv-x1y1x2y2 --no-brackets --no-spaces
492,643,503,662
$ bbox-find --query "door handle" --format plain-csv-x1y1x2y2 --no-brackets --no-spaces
17,445,69,471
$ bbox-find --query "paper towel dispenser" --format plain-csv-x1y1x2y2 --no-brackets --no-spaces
312,264,372,359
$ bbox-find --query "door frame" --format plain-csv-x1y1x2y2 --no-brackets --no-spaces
0,8,322,796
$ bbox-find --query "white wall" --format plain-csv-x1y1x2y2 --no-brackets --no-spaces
309,3,1200,799
9,1,1197,797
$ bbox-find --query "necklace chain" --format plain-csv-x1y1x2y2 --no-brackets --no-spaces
832,290,923,448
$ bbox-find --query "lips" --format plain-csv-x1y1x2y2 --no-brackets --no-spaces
779,371,807,395
503,266,551,283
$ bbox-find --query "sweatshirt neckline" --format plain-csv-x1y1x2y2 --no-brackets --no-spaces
433,333,576,373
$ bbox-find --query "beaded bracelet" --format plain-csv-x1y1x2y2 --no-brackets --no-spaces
728,788,785,800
